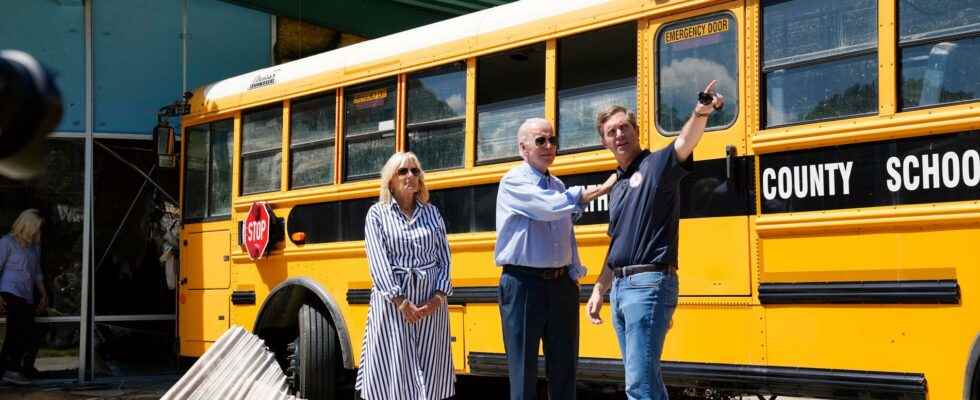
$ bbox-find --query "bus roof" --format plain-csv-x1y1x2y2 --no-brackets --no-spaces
188,0,652,115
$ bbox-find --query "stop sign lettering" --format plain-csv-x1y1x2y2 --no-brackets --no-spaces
245,219,266,242
243,201,271,260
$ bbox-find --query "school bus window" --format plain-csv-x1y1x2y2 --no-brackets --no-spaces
208,120,233,216
762,0,877,127
427,183,497,234
340,198,373,241
344,79,396,180
290,92,336,189
477,43,545,163
183,119,232,220
899,0,980,109
558,22,636,149
287,197,374,244
406,62,466,171
241,106,283,195
183,124,208,220
657,15,737,134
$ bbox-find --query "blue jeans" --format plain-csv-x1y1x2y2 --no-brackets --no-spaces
610,271,679,400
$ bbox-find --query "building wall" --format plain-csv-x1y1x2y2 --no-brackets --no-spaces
0,0,272,136
0,0,87,132
0,0,272,381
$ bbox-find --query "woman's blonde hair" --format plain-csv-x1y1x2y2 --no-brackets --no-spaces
11,209,42,247
379,152,429,204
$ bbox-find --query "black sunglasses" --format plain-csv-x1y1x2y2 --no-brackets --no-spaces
397,167,421,176
533,136,558,147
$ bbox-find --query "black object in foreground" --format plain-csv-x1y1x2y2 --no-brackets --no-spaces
0,50,62,179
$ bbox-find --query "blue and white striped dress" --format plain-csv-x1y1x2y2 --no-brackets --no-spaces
355,200,455,400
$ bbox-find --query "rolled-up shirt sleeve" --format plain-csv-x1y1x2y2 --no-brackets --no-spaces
498,174,584,222
364,206,403,301
432,210,453,296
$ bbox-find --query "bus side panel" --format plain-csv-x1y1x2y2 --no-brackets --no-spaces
179,226,232,357
179,289,230,356
228,254,288,334
761,227,980,400
448,305,466,372
679,217,752,296
182,229,231,289
662,305,765,366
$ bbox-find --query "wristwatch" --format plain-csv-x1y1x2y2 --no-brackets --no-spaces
693,110,711,119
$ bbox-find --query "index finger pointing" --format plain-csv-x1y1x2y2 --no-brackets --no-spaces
704,80,718,94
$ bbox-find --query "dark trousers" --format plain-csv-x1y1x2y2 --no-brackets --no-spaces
498,268,580,400
1,292,34,374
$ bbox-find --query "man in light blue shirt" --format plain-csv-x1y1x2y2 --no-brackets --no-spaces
495,118,615,400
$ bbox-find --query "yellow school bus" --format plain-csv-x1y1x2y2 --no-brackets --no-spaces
176,0,980,398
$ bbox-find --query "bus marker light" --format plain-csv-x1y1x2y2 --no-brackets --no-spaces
291,232,306,244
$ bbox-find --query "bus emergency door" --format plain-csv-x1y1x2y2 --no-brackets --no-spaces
646,4,752,297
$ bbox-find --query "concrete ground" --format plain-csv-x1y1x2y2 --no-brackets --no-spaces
0,379,173,400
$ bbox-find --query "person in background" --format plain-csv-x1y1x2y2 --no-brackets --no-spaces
355,152,455,400
0,209,47,385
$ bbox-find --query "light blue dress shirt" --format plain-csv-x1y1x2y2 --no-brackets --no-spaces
494,162,587,280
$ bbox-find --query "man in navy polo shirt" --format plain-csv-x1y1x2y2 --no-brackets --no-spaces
585,81,724,400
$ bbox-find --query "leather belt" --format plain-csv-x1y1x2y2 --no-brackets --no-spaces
503,265,567,280
611,263,675,279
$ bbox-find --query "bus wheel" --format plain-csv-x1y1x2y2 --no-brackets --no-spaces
972,363,979,400
294,303,339,400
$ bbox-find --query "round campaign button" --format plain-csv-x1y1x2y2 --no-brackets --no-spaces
629,172,643,188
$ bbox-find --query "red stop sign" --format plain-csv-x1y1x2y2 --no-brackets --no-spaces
242,201,271,260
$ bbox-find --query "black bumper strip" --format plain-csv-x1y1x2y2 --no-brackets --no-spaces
231,290,256,305
347,289,370,305
759,280,959,304
347,284,604,305
351,280,958,306
468,352,926,400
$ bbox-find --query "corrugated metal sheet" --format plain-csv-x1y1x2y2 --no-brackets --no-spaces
162,326,303,400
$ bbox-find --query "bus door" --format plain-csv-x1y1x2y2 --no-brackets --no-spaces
646,4,752,297
178,119,234,356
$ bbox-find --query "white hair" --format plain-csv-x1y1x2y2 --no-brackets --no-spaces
517,118,551,142
11,208,41,247
517,118,552,159
378,152,429,204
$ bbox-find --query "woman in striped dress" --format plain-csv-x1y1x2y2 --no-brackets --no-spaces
355,152,455,400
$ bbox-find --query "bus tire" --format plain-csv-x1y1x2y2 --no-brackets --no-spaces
297,303,339,400
972,364,979,400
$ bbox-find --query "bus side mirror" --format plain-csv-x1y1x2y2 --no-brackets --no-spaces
154,121,176,169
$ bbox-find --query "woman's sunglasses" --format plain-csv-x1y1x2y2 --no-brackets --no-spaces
533,135,558,147
397,167,421,176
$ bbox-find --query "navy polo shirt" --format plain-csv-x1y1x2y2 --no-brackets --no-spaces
606,143,693,270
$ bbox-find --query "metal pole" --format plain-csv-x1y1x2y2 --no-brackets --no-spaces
79,0,94,383
181,0,187,94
